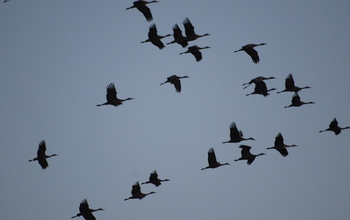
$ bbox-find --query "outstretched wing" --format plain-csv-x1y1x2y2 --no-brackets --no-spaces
285,74,295,89
131,182,141,196
207,148,218,166
106,83,118,102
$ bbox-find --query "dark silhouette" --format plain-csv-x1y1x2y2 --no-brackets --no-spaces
234,43,266,63
242,76,276,89
277,74,311,94
142,170,170,186
71,199,104,220
319,118,350,135
141,24,171,49
234,145,265,165
29,140,57,169
284,94,314,108
267,133,297,157
180,45,210,61
182,18,210,42
126,0,158,22
246,79,276,97
201,148,230,170
160,75,189,93
96,83,133,107
167,24,188,47
4,0,11,2
222,122,255,144
124,182,156,201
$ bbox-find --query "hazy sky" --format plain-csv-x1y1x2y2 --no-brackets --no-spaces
1,1,350,220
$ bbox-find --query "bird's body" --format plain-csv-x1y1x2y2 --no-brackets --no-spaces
267,133,297,157
180,45,210,61
160,75,189,92
284,94,314,108
167,24,188,47
71,199,104,220
277,74,310,94
182,18,210,42
201,148,230,170
96,83,133,107
222,122,255,144
124,182,156,200
319,118,350,135
126,0,158,22
234,43,266,63
234,145,265,165
242,76,275,89
141,24,171,49
246,79,276,97
142,170,170,186
29,140,57,169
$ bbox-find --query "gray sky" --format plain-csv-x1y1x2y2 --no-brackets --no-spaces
1,1,350,219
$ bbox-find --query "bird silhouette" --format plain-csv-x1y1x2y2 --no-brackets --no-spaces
142,170,170,186
126,0,158,22
267,133,297,157
277,74,311,94
246,79,276,97
29,140,57,169
160,75,189,93
284,94,314,108
222,122,255,144
234,145,265,165
141,24,171,49
242,76,276,89
180,45,210,61
124,182,156,201
319,118,350,135
166,24,188,48
234,43,266,63
96,83,133,107
201,148,230,170
71,199,104,220
182,18,210,42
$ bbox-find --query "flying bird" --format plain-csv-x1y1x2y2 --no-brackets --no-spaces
126,0,158,22
222,122,255,144
246,79,276,97
167,24,188,48
180,45,210,61
141,24,171,49
234,43,266,63
142,170,170,186
201,148,230,170
234,145,265,165
124,182,156,201
267,133,297,157
242,76,276,89
71,199,104,220
284,94,314,108
96,83,133,107
160,75,189,93
277,74,311,94
29,140,58,169
182,18,210,42
319,118,350,135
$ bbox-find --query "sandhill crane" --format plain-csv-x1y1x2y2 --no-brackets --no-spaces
29,140,57,169
277,74,311,94
234,145,265,165
166,24,188,48
96,83,133,107
201,148,230,170
160,75,189,93
126,0,158,22
124,181,156,201
242,76,276,89
222,122,255,144
180,45,210,62
266,133,297,157
246,79,276,97
182,18,210,42
234,43,266,64
71,199,104,220
284,94,314,108
141,24,171,49
142,170,170,186
319,118,350,135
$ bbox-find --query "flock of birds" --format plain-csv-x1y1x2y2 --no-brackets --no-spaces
11,0,347,219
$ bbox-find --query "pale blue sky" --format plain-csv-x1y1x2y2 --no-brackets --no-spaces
1,1,350,220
